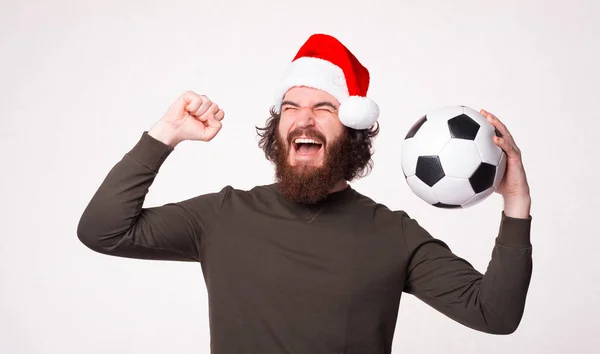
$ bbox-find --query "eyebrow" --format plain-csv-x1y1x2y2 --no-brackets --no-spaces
281,100,300,107
281,100,338,110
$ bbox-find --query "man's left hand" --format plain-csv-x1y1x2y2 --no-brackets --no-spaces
480,109,531,219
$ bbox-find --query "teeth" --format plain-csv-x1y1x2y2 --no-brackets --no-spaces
294,138,320,144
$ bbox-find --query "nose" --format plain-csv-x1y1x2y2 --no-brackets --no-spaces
294,107,315,129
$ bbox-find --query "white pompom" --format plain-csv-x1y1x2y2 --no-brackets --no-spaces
338,96,380,130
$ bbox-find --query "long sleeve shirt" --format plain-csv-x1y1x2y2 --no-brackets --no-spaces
77,131,533,354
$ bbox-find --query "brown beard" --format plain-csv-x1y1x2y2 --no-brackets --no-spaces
273,127,351,205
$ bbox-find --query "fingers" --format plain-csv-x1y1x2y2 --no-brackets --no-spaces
181,91,216,118
177,90,225,141
481,109,510,137
201,111,223,141
480,109,521,159
193,97,225,123
198,104,224,140
493,135,521,159
198,102,219,122
182,90,204,113
214,109,225,121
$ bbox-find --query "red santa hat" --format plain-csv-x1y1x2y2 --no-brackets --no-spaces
273,33,379,130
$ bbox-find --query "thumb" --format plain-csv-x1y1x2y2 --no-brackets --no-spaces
201,115,223,141
179,91,204,114
184,96,204,115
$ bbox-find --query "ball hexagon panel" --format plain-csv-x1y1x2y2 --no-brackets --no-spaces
438,139,481,179
406,175,439,205
447,114,480,140
461,106,505,165
474,129,504,165
410,114,453,151
461,188,495,208
431,176,476,206
426,105,464,123
415,156,445,187
400,138,420,177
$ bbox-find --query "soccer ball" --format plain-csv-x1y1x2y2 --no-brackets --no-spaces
401,105,507,208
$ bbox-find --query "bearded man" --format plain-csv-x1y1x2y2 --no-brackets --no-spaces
78,33,533,354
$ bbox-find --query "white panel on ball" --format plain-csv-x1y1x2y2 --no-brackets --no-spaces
461,188,495,208
426,105,464,122
400,138,420,177
431,176,476,205
474,126,504,165
409,118,451,155
466,105,504,165
493,152,507,190
406,175,439,205
438,139,481,178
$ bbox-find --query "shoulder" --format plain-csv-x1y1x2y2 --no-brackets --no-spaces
347,189,439,241
348,188,413,225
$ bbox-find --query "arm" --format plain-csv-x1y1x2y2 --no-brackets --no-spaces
77,131,228,262
401,211,533,334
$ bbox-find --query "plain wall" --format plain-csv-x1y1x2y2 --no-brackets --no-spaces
1,0,598,353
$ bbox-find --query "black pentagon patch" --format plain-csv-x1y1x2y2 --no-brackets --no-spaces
405,115,427,139
415,156,444,187
448,114,480,140
434,202,462,209
469,162,496,193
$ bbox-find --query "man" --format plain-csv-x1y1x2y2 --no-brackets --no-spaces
77,34,532,353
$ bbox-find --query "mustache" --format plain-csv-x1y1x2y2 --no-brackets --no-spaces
287,128,327,145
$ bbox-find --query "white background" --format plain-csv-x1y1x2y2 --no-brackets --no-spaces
1,0,598,353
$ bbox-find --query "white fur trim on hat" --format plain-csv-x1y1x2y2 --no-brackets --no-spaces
273,57,349,112
338,96,379,130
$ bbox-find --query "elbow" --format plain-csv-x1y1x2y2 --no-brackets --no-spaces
77,219,102,252
76,216,116,254
488,322,520,335
483,314,524,335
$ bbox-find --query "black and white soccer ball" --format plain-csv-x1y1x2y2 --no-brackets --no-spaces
401,105,507,208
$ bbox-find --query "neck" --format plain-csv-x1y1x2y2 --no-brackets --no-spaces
329,179,348,194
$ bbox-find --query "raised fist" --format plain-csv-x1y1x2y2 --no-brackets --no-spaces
149,91,225,147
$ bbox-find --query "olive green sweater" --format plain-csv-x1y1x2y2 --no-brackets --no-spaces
77,132,533,354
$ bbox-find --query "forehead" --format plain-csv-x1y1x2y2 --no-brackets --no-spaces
283,86,340,106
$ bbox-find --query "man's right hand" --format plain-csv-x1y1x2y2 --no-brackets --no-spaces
148,91,225,147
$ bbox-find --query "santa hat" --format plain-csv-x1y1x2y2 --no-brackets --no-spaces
273,33,379,130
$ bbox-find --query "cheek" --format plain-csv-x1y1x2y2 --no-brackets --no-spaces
325,120,345,142
278,116,293,136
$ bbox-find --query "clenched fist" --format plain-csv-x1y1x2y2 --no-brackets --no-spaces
148,91,225,147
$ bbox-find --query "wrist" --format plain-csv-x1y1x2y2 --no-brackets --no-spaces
148,121,181,148
503,194,531,219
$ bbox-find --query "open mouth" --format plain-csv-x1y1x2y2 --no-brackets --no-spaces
292,138,324,156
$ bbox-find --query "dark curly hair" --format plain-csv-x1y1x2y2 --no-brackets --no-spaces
256,106,380,181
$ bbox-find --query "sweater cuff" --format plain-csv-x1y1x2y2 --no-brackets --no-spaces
125,131,174,172
496,211,532,248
